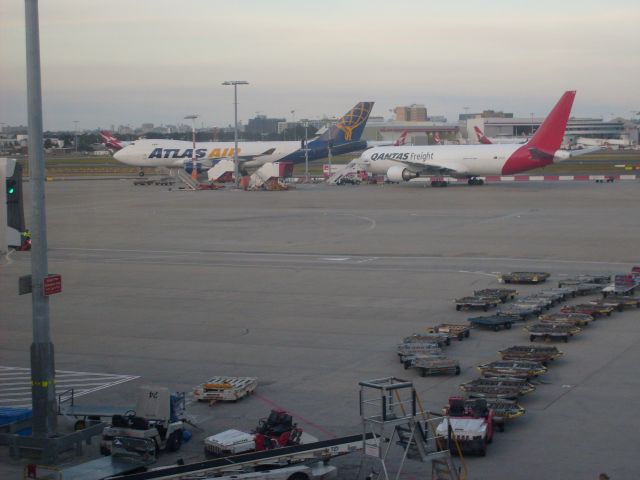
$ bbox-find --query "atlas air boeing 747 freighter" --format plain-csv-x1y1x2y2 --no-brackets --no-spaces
113,102,373,177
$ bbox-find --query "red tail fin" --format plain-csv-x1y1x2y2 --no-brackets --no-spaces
527,91,576,152
474,126,492,145
394,130,408,146
434,132,441,145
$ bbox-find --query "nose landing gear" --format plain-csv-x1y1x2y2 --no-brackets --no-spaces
468,177,484,186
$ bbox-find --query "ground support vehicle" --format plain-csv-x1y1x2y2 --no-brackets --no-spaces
103,434,374,480
509,300,547,315
460,378,535,399
561,304,614,317
193,376,258,404
427,323,471,340
558,274,611,286
499,272,550,284
57,388,135,432
496,305,538,320
593,296,640,310
468,315,514,331
396,343,442,363
403,332,451,347
24,438,157,480
602,274,639,297
482,398,526,432
587,298,634,312
473,288,517,303
533,291,567,305
526,323,580,342
539,312,594,327
204,410,314,458
499,345,563,365
455,296,500,311
133,179,155,186
478,360,547,379
437,397,493,456
403,355,461,376
542,287,579,300
514,296,554,311
100,386,187,457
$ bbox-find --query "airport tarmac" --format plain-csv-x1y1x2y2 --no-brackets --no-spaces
1,179,639,479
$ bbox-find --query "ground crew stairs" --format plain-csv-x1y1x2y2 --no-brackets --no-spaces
359,377,466,480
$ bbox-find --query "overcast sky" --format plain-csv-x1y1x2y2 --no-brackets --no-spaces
1,0,639,130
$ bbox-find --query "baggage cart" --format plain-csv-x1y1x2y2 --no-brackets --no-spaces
526,323,581,342
499,272,550,284
496,304,538,320
468,315,514,331
460,378,535,399
396,342,442,363
193,376,258,404
473,288,517,303
455,296,500,311
560,303,614,317
499,345,563,364
483,398,526,432
539,312,594,326
478,360,547,379
426,323,472,341
402,332,451,347
588,298,638,312
558,274,610,286
403,355,461,376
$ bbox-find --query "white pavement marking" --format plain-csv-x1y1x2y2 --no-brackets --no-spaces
0,366,139,408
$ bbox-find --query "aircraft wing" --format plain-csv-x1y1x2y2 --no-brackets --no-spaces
237,148,275,161
395,158,462,176
553,146,604,161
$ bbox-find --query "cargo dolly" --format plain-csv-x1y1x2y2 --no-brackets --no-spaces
396,342,442,363
455,296,500,311
403,355,461,376
460,377,535,399
478,360,547,379
496,304,538,320
468,315,514,331
426,323,472,341
193,376,258,405
499,272,550,284
499,345,563,364
57,388,134,432
591,296,640,310
561,303,614,317
539,312,594,327
402,332,451,347
473,288,517,303
558,274,611,287
483,398,526,432
526,323,580,342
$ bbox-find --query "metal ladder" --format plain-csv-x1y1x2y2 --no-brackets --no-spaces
326,159,362,184
172,168,198,190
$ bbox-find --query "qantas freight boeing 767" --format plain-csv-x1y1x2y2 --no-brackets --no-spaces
360,91,591,186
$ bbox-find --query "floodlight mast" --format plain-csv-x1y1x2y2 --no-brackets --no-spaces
184,114,199,181
222,81,249,188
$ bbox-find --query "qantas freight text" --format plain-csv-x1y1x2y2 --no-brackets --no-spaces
369,152,434,161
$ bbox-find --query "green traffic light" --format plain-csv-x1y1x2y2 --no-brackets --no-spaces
8,187,15,195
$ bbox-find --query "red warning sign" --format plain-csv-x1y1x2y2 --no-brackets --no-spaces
42,274,62,296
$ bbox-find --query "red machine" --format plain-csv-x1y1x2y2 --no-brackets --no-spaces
438,397,494,456
253,410,303,451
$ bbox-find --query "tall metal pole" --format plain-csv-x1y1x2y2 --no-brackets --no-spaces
185,115,199,181
233,84,239,188
222,81,248,188
304,122,309,183
73,120,78,153
25,0,57,436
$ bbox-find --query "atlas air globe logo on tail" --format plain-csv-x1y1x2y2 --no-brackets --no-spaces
336,102,373,141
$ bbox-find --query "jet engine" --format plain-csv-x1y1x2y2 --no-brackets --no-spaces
183,161,207,175
386,165,418,182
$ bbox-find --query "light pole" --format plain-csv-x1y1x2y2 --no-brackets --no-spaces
184,114,199,181
530,113,534,136
303,121,309,182
222,80,249,188
73,120,79,153
291,110,296,140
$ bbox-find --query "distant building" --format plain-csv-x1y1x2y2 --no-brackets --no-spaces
141,123,154,134
246,115,285,135
394,104,427,122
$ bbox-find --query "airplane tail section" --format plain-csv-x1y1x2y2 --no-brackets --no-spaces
100,131,123,151
319,102,374,145
474,126,492,144
394,130,408,146
526,91,576,152
434,132,441,145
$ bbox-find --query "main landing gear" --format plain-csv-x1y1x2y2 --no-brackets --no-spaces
468,177,484,186
138,169,145,177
